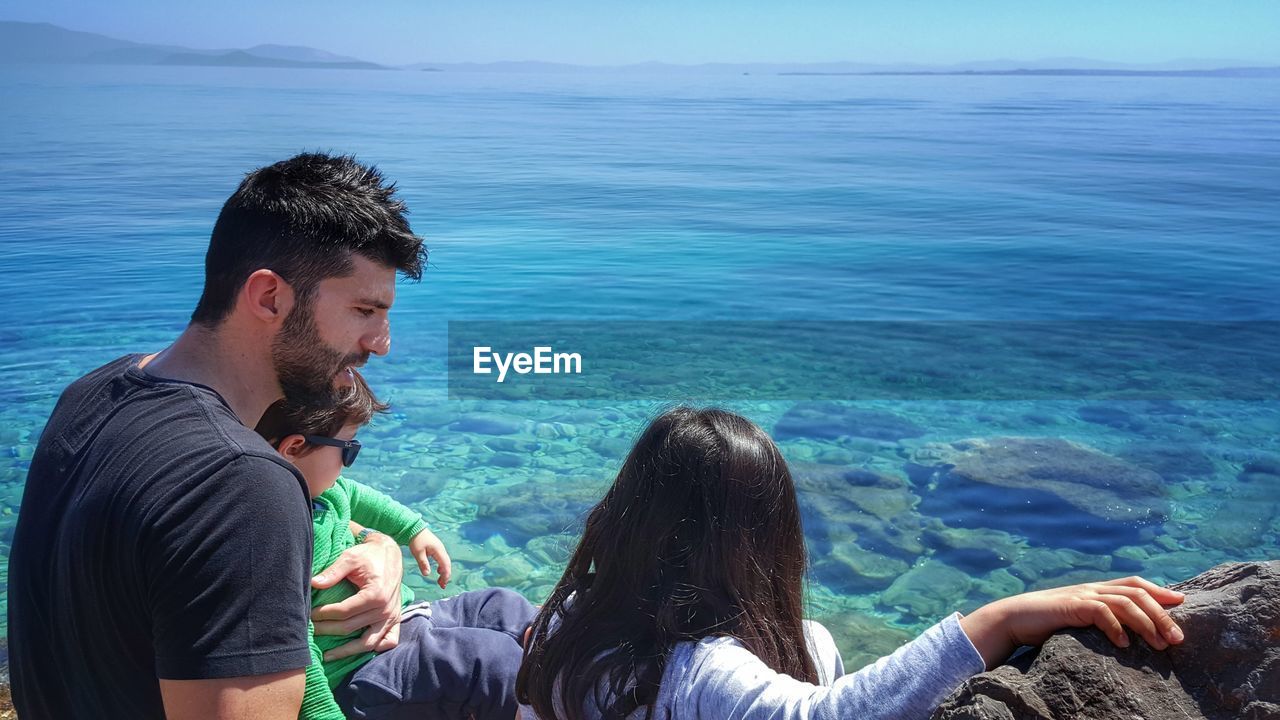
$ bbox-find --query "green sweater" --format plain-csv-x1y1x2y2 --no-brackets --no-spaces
301,475,429,720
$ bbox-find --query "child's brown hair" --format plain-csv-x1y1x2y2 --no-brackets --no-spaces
255,370,388,448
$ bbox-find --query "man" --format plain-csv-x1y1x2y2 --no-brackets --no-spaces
8,153,427,718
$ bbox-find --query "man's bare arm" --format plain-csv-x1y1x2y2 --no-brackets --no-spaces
159,669,304,720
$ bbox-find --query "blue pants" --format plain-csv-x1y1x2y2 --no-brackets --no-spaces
335,588,538,720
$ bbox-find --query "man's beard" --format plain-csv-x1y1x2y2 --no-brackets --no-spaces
271,299,366,408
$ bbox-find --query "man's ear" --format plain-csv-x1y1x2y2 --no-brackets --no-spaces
276,434,308,461
240,269,295,324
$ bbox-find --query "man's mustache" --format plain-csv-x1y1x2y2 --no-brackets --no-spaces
341,354,370,369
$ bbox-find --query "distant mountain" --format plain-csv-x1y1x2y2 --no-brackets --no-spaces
244,44,367,65
0,21,386,69
0,21,138,62
158,50,384,70
3,20,1276,77
402,60,588,73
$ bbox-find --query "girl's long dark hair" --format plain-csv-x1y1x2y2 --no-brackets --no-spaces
517,407,815,719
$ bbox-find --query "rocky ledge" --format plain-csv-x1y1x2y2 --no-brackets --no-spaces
932,560,1279,719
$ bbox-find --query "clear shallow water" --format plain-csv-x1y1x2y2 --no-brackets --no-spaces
1,65,1278,668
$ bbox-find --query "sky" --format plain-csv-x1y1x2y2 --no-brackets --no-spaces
3,0,1279,67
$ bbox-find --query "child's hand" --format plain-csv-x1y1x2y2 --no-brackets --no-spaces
409,528,452,589
960,575,1185,670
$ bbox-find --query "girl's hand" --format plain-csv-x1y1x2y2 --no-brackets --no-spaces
959,575,1185,670
408,528,452,589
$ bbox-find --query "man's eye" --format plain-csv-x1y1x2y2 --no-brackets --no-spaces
356,307,375,317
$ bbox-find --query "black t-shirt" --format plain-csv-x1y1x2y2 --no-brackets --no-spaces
9,354,314,719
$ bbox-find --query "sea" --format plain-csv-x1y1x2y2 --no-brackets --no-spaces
1,64,1277,668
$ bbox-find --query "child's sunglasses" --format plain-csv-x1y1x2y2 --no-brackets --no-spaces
303,435,362,467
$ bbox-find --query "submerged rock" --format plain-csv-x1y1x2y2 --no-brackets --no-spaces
914,437,1168,554
775,402,925,442
879,560,973,620
931,560,1280,720
449,412,526,436
921,525,1023,574
813,610,914,673
944,437,1166,520
1196,468,1280,552
1118,442,1216,482
461,478,601,547
1077,403,1147,432
793,462,926,561
812,544,911,594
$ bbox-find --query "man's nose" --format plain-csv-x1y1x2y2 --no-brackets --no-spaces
363,319,391,357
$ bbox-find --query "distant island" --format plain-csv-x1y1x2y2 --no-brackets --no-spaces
783,67,1280,78
3,21,1278,77
0,21,389,70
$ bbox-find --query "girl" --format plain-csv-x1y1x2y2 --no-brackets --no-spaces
517,407,1184,720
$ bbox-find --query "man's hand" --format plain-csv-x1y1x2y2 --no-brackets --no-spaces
408,528,452,589
960,575,1185,670
311,531,404,661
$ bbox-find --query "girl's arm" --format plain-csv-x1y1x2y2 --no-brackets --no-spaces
959,575,1184,669
681,577,1183,720
683,613,981,720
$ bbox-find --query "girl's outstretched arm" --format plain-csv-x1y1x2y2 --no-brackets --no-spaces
959,575,1185,670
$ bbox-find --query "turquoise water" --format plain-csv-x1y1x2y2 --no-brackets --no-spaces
1,65,1278,668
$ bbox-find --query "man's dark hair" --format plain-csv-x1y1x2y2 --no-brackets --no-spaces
192,152,426,327
255,370,388,448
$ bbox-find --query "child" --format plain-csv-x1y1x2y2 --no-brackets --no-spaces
517,406,1186,720
256,373,537,720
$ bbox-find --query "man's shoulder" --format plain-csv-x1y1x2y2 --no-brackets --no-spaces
36,353,304,498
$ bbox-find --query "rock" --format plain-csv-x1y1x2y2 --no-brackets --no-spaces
972,568,1025,599
880,561,973,620
1196,470,1280,552
1077,403,1147,432
1119,442,1216,482
486,452,527,469
1006,547,1078,584
407,407,459,429
775,402,925,443
921,526,1022,574
945,437,1166,518
1244,455,1280,477
461,478,601,547
524,535,573,567
485,437,544,454
931,561,1280,720
1114,545,1150,563
793,462,910,491
794,463,926,560
815,447,857,465
585,436,632,460
481,552,537,588
812,544,910,594
449,413,525,436
395,471,452,502
811,610,915,672
915,437,1169,554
